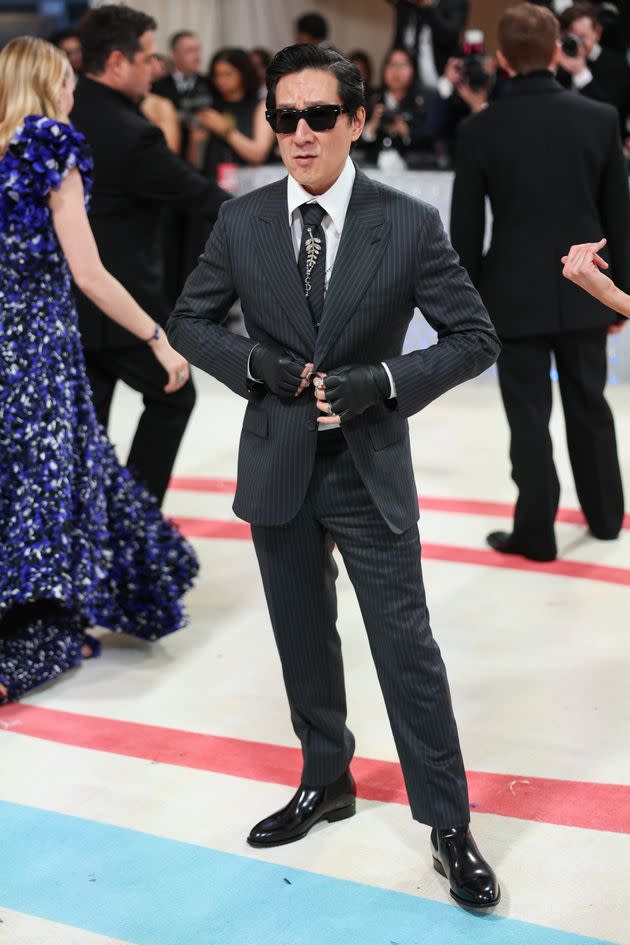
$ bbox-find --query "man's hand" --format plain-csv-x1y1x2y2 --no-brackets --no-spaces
315,364,390,424
250,342,313,398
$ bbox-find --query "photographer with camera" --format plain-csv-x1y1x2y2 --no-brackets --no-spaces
428,31,495,167
556,2,630,133
361,46,438,167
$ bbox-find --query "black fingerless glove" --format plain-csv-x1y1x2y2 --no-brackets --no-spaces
323,363,390,422
250,343,306,398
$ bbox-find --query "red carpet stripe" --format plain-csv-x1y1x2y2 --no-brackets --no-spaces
1,704,628,834
169,477,630,531
172,517,630,587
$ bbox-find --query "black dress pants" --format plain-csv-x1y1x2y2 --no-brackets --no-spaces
85,343,196,507
497,326,624,559
251,442,470,829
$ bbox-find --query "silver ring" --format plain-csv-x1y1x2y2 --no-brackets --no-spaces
176,369,186,382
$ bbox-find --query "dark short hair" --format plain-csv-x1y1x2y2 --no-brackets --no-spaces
251,46,273,70
347,49,373,87
266,44,365,117
80,4,156,75
296,12,329,42
498,2,559,74
209,47,260,101
558,2,599,32
49,28,80,47
169,30,198,52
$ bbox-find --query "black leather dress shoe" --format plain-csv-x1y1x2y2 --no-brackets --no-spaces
247,770,356,847
431,825,500,909
486,530,556,563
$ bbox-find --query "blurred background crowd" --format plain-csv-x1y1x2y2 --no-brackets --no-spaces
3,0,630,179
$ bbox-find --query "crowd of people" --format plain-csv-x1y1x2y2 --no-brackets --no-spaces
49,2,630,174
1,0,629,916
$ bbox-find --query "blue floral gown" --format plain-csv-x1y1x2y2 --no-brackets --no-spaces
0,116,199,702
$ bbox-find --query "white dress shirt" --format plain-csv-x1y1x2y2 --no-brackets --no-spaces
249,156,396,409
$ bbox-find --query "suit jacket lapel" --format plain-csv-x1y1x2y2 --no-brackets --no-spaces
315,169,391,368
252,178,316,353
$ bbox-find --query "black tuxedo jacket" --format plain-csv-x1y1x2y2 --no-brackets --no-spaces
168,167,499,533
450,72,630,338
70,77,228,350
389,0,469,77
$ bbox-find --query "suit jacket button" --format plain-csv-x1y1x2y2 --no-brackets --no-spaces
306,419,317,432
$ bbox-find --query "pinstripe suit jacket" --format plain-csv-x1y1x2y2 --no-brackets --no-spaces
167,166,499,533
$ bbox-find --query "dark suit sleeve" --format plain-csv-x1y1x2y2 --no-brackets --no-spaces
167,204,254,399
423,0,469,44
450,116,486,287
126,123,229,218
599,109,630,296
384,205,500,419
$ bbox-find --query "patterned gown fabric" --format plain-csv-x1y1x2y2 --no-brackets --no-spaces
0,116,199,703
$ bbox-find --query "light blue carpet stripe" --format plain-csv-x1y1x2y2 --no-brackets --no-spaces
0,801,620,945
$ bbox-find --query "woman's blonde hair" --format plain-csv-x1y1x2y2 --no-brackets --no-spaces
0,36,69,156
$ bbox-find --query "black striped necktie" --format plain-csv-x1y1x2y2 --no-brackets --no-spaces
297,201,326,332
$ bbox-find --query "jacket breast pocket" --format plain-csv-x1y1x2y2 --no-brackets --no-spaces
242,407,269,439
368,414,407,451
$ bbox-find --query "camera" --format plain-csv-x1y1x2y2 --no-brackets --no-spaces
462,54,489,92
461,29,490,92
561,33,582,58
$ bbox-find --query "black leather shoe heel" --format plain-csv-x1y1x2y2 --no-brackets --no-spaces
431,826,501,909
247,770,356,848
325,801,356,823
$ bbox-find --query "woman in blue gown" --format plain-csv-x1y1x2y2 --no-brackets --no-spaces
0,37,199,703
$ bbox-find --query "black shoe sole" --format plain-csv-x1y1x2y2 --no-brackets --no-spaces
247,800,356,848
432,855,501,909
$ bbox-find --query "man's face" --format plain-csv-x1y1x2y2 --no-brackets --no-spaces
274,68,365,196
172,36,202,76
120,31,156,102
569,16,601,56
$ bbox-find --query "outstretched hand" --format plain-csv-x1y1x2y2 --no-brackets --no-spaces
562,238,626,333
562,236,609,283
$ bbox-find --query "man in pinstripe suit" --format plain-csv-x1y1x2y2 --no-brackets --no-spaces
168,44,501,909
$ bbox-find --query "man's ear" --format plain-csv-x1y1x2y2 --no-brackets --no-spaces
496,49,516,77
351,105,366,141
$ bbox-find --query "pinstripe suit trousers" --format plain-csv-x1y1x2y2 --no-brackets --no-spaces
251,444,471,829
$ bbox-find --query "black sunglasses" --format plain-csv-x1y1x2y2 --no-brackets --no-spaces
265,104,350,134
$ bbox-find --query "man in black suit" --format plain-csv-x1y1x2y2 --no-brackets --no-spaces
71,5,228,506
151,30,212,160
451,2,628,562
557,2,630,132
388,0,469,88
151,30,215,306
169,43,501,908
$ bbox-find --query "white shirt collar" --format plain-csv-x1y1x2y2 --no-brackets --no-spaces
287,157,356,234
173,71,195,89
588,43,602,63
